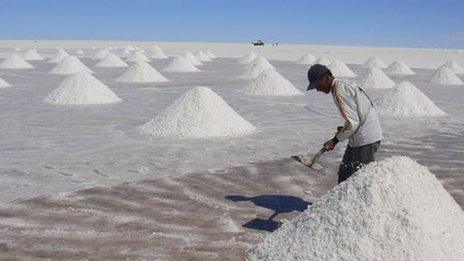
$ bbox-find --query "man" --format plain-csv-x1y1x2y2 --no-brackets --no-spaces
307,64,383,183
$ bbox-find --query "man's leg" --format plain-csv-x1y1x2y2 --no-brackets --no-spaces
338,141,380,184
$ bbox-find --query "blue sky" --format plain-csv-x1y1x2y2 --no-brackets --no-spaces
0,0,463,48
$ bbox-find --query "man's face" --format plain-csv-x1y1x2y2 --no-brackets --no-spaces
316,75,331,94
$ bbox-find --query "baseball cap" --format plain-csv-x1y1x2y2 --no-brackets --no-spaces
307,64,329,91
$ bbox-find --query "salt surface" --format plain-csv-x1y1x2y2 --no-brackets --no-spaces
140,86,257,139
48,49,69,64
248,156,464,261
163,56,200,72
442,61,464,74
360,66,395,89
375,81,446,117
385,60,415,75
241,68,303,96
95,53,128,68
93,49,110,60
430,66,464,85
22,49,44,61
364,56,387,68
241,57,275,79
0,54,34,69
238,51,258,64
184,52,203,66
296,53,316,65
0,76,11,88
126,51,150,63
49,55,93,75
314,57,330,66
327,60,356,78
116,62,169,83
44,72,122,105
195,51,212,62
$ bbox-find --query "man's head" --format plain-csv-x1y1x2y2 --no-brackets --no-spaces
307,64,334,94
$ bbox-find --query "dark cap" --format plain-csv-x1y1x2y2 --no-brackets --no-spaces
307,64,329,91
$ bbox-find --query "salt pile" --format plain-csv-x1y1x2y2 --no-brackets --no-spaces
44,72,122,105
442,60,464,74
296,53,316,65
163,56,200,73
48,49,69,64
0,54,34,69
327,60,356,78
124,45,135,54
116,62,169,83
184,52,203,66
140,86,257,139
314,57,330,66
75,49,85,55
385,60,415,75
430,66,464,85
0,76,11,88
147,46,168,59
360,67,395,89
248,156,464,261
238,51,258,64
241,57,275,79
126,51,150,63
49,55,93,75
375,81,446,117
22,49,44,61
195,51,212,62
364,56,387,68
206,50,217,59
93,49,110,60
241,69,303,96
95,53,128,68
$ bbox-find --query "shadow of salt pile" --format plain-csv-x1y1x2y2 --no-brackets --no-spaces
0,157,334,260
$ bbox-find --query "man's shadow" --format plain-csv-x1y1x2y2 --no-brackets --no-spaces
226,195,311,232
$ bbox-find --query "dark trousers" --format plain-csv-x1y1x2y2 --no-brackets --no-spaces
338,141,380,184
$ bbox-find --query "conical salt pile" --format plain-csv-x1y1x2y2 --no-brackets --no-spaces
442,60,464,74
140,86,257,139
364,56,387,68
126,51,150,63
241,69,303,96
238,51,258,64
75,49,85,55
48,49,69,64
147,46,168,59
116,62,169,83
49,55,93,75
163,56,200,73
327,60,356,78
124,45,135,54
13,48,22,52
184,52,203,66
385,60,415,75
375,81,446,117
44,72,122,105
296,53,316,65
0,54,34,69
430,66,464,85
22,49,44,61
95,53,128,68
248,156,464,261
206,50,217,59
195,51,212,62
360,67,395,89
0,76,11,88
93,49,110,60
241,57,275,79
314,57,330,66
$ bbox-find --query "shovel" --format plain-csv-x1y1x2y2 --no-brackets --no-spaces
291,148,327,171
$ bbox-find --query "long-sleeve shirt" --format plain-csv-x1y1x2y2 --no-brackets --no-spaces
331,78,383,147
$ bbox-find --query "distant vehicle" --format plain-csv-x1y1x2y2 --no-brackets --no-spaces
252,40,264,46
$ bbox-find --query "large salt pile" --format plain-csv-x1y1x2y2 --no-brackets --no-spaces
327,60,356,78
49,55,93,75
184,52,203,66
163,56,200,73
296,53,316,65
314,57,330,66
140,86,257,139
126,51,150,63
375,81,446,117
385,60,415,75
95,53,128,68
241,69,303,96
360,66,395,89
116,62,169,83
363,56,387,68
0,54,34,69
248,156,464,261
0,76,11,88
241,57,275,79
195,51,212,62
44,72,122,105
442,60,464,74
430,66,464,85
123,45,135,54
22,49,44,61
206,50,217,59
93,49,110,60
48,49,69,64
147,46,168,59
238,51,258,64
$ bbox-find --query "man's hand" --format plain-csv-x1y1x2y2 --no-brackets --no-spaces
323,139,335,151
336,126,343,134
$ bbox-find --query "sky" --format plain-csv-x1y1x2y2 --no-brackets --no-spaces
0,0,463,48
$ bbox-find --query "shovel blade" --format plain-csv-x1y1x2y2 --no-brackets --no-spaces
291,154,324,171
